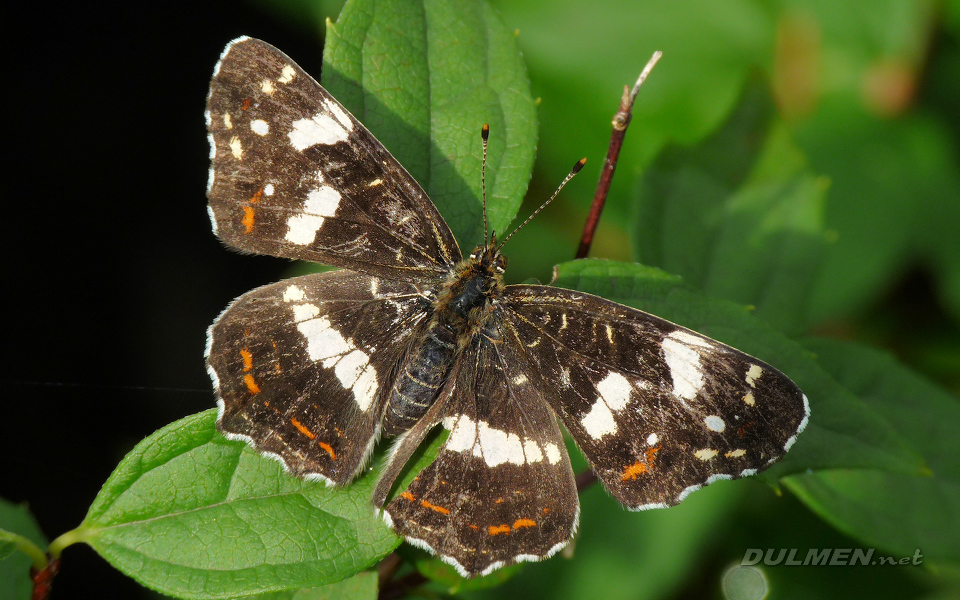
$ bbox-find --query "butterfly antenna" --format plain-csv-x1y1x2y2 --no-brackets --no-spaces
498,157,587,251
481,124,490,246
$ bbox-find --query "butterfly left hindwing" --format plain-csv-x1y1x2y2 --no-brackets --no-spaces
208,270,431,484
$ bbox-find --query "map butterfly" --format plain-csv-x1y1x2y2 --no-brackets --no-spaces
204,37,810,577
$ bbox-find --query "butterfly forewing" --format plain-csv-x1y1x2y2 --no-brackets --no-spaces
207,270,431,484
382,327,578,577
502,285,809,509
206,37,461,281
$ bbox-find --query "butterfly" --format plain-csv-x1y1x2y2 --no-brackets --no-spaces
204,36,809,577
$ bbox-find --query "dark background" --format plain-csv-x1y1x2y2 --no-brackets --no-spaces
6,3,329,597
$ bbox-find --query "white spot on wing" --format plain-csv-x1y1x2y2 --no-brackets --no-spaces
294,315,378,411
745,364,763,388
250,119,269,136
292,303,319,322
523,440,543,462
223,113,232,129
704,415,725,432
283,285,306,302
278,64,296,84
581,372,632,439
289,111,352,150
477,422,525,467
544,443,562,464
261,79,276,95
662,331,706,402
646,433,659,446
446,415,554,466
263,183,275,196
596,372,631,410
581,399,616,439
694,448,718,461
229,136,243,159
284,185,341,245
325,100,354,132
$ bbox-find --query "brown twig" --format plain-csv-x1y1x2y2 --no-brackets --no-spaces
576,51,663,259
30,557,60,600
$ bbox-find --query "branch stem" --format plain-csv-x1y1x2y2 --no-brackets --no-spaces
576,51,662,259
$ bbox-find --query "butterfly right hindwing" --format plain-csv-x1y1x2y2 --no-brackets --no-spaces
207,270,432,485
501,285,809,510
206,37,461,281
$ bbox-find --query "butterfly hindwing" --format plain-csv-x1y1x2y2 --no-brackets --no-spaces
206,37,461,281
383,323,579,577
502,285,809,509
207,270,431,484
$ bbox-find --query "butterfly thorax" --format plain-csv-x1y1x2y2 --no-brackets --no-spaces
381,243,505,436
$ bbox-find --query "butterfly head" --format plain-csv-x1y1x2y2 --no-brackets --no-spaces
469,232,507,275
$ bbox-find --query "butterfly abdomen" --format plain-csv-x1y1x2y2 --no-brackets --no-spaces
382,254,504,436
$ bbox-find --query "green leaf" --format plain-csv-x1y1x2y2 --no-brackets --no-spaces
322,0,538,247
784,338,960,565
411,552,521,592
243,571,377,600
80,410,398,599
0,499,47,600
0,539,13,562
633,81,828,336
551,259,924,479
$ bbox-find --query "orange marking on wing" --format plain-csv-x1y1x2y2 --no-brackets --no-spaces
241,206,255,233
646,445,661,465
240,348,253,372
621,460,648,481
495,497,504,504
318,441,336,460
468,524,479,530
420,500,450,515
400,491,416,501
738,422,755,438
622,445,661,481
487,524,511,535
290,418,315,439
512,518,536,529
274,363,282,374
242,98,251,110
543,508,550,514
243,374,260,394
250,188,263,203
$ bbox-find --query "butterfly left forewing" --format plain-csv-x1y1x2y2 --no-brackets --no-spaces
206,37,461,281
382,325,578,577
502,285,809,510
